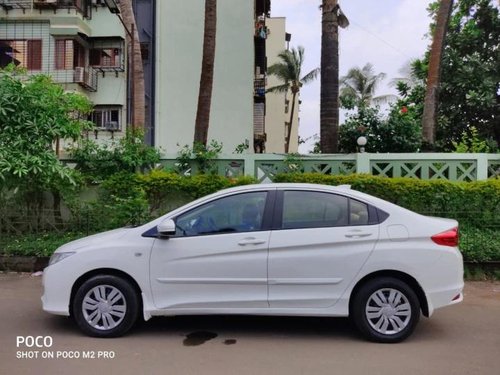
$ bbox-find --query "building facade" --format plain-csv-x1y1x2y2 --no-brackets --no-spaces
149,0,296,154
0,1,299,154
154,0,255,154
264,16,299,153
0,0,128,147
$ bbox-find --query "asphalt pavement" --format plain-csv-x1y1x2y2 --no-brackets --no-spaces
1,273,499,375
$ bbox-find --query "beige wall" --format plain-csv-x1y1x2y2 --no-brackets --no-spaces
265,17,299,154
155,0,254,154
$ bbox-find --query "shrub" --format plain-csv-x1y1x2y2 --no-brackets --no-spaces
2,232,87,257
70,129,160,184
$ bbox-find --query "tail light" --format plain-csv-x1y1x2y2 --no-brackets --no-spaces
431,227,459,247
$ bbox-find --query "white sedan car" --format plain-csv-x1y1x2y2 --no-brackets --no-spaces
42,183,464,342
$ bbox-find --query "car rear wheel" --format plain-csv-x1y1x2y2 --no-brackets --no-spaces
351,277,420,343
72,275,139,338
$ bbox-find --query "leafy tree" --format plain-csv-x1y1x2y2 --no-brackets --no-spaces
267,46,319,153
340,63,395,109
0,67,92,205
422,0,499,150
339,105,421,153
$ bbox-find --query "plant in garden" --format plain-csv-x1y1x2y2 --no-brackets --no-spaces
452,126,493,153
234,140,250,154
0,66,92,214
70,128,160,183
283,153,305,173
339,106,421,153
175,140,223,175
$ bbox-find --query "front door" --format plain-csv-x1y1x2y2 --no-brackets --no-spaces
150,190,273,310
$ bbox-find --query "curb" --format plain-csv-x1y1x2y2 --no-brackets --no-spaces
0,256,50,273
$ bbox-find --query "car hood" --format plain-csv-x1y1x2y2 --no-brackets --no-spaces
55,228,131,253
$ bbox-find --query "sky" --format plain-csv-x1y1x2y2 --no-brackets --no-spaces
271,0,434,153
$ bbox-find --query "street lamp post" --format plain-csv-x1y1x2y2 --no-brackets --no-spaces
357,136,367,153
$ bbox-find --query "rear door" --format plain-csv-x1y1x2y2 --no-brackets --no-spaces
268,190,379,308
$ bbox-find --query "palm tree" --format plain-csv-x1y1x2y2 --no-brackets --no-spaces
340,63,395,108
194,0,217,147
422,0,454,146
267,46,319,153
320,0,349,153
118,0,145,128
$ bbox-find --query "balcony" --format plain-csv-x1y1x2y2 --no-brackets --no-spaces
254,77,266,98
73,66,97,91
0,0,88,16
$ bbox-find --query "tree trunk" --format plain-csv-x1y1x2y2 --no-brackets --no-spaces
285,90,298,153
194,0,217,147
119,0,145,129
422,0,454,146
320,0,340,153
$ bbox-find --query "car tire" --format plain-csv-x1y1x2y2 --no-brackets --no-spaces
72,275,139,338
351,277,420,343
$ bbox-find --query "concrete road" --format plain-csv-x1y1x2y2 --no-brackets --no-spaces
1,273,499,375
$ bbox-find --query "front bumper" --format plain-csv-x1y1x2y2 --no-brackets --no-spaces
41,264,72,316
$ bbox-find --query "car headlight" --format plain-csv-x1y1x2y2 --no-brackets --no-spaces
49,252,76,266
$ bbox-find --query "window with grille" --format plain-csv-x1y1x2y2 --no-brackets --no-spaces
89,48,121,67
0,39,42,70
55,39,86,70
89,106,122,131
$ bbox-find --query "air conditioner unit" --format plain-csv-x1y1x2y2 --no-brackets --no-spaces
74,67,84,84
105,121,119,131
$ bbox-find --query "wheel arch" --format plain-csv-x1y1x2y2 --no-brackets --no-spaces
349,270,429,317
69,268,144,317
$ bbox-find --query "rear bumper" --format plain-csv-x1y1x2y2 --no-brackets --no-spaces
421,247,464,316
426,285,464,316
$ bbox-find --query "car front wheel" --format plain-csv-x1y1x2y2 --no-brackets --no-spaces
72,275,139,338
351,277,420,343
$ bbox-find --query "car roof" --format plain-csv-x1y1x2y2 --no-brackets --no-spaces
222,183,352,193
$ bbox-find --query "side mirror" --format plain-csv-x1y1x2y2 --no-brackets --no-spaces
157,219,176,237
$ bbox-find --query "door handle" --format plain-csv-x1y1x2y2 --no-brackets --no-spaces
345,233,372,238
238,238,266,246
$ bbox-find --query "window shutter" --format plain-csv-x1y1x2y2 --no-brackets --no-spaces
55,40,65,70
27,40,42,70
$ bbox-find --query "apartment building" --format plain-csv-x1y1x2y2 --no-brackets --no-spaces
0,0,128,145
257,15,299,153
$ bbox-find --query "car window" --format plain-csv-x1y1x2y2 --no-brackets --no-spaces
282,191,349,229
350,199,369,225
175,192,268,236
